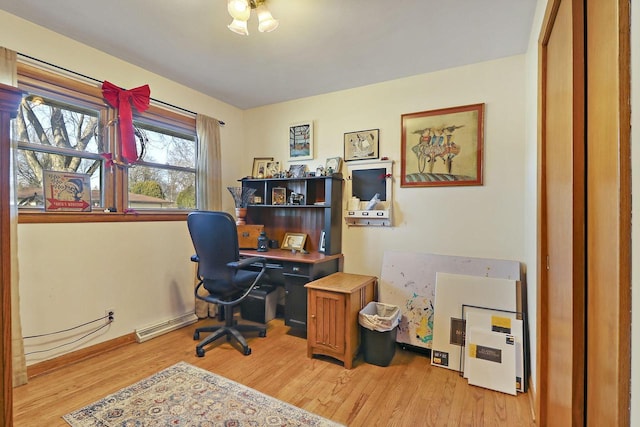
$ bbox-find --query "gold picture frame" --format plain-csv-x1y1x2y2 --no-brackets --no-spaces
252,157,273,178
281,232,307,251
272,187,286,205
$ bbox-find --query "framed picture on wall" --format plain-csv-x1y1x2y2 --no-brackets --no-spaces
344,129,379,161
289,121,313,161
400,103,484,187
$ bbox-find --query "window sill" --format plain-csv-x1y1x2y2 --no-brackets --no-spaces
18,210,190,224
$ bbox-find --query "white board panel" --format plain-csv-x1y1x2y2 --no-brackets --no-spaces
466,327,517,395
379,251,521,349
431,272,517,371
464,309,524,392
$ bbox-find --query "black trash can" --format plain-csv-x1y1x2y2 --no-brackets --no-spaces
359,302,401,367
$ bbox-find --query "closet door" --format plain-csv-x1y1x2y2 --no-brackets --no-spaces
538,0,586,424
585,0,631,424
538,0,631,425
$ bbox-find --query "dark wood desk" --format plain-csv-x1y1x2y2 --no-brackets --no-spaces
240,249,344,330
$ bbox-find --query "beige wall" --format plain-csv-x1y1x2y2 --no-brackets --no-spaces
244,56,528,276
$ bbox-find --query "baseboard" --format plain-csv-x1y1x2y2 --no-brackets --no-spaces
135,312,198,343
528,378,536,422
27,333,137,379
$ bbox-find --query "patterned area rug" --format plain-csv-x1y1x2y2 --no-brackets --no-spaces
63,361,343,426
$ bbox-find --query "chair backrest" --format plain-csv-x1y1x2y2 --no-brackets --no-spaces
187,211,240,283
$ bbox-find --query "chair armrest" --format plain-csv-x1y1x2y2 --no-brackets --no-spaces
190,254,199,263
227,256,266,270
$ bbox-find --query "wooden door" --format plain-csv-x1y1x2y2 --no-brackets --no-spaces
538,0,631,425
585,0,631,424
538,0,586,425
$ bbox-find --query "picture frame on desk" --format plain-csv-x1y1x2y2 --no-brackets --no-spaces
252,157,273,178
318,230,326,253
272,187,286,205
282,232,307,251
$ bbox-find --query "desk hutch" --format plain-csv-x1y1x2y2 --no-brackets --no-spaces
239,174,344,331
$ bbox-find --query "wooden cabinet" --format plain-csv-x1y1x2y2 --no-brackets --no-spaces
241,175,343,255
305,273,377,369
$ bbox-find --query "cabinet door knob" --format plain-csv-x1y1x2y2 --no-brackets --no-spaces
292,266,300,272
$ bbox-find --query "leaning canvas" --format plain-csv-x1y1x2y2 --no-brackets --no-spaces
430,272,517,371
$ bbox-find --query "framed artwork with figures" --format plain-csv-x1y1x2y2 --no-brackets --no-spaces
344,129,379,161
401,103,484,188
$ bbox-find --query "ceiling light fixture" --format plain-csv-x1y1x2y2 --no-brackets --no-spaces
227,0,279,35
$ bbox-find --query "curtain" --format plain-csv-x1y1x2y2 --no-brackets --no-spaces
194,114,222,318
0,47,27,387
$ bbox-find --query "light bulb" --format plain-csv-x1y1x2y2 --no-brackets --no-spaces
256,4,279,33
227,0,250,21
228,19,249,35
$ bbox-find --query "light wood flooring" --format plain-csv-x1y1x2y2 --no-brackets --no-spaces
13,318,536,426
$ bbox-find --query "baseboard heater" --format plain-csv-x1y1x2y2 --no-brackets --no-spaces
135,312,198,343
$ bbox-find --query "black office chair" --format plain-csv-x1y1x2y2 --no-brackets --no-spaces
187,211,267,356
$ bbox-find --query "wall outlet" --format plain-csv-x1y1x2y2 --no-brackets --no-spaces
105,308,115,323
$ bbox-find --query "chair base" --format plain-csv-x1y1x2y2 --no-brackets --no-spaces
194,322,266,357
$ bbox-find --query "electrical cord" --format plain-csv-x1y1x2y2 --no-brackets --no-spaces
24,321,111,355
23,313,111,339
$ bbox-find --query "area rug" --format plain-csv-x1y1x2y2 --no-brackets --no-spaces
63,361,343,426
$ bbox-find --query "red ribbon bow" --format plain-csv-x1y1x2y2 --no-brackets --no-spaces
102,81,150,164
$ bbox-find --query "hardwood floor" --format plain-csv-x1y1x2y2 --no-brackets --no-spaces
13,318,535,426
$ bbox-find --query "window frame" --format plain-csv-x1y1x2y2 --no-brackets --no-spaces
16,63,196,224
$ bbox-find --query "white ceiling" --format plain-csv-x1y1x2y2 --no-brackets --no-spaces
0,0,537,110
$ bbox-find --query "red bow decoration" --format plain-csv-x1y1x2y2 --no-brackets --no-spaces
101,81,150,164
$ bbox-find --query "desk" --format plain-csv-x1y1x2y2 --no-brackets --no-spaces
240,249,343,330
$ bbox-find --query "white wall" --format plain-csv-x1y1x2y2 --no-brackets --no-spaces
0,10,246,363
522,0,549,400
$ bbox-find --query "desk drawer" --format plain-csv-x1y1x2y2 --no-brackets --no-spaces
282,262,310,277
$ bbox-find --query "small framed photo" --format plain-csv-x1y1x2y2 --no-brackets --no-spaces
325,157,342,174
289,121,313,161
318,230,326,253
344,129,379,161
252,157,273,178
265,161,280,178
288,164,306,178
272,187,287,205
281,232,307,251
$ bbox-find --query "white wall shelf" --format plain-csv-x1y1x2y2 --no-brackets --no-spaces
344,159,393,227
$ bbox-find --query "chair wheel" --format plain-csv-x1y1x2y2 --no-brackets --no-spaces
193,332,200,340
259,330,267,337
243,347,251,356
196,347,205,357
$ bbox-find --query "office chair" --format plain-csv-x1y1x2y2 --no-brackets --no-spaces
187,211,267,356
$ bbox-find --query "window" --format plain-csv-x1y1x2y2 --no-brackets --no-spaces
15,93,107,209
14,63,197,222
128,121,196,210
